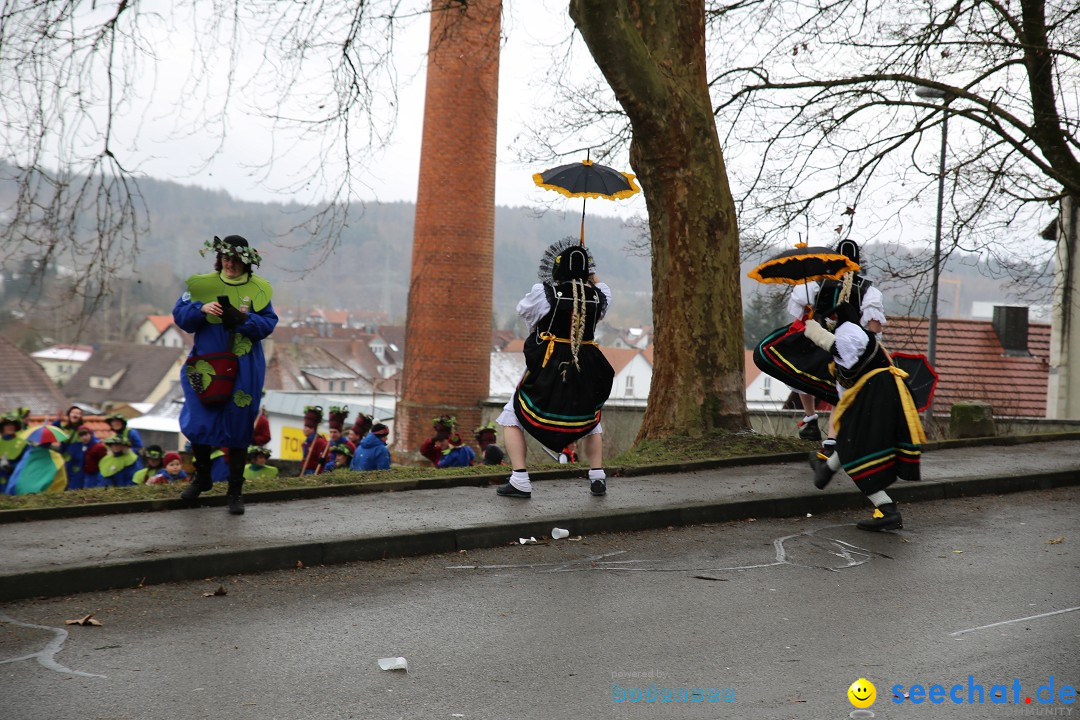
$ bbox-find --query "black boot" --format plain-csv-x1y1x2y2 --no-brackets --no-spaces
226,448,246,515
808,451,836,489
226,482,245,515
180,444,214,500
856,502,903,531
798,417,822,441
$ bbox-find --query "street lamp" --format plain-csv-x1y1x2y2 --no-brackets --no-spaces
915,86,950,423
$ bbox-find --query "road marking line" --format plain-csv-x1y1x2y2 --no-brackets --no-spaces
950,606,1080,636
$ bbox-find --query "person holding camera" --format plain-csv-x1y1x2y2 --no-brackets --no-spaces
173,235,278,515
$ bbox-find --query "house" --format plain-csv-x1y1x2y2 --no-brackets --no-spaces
264,342,362,393
884,306,1051,418
63,343,186,410
744,349,787,411
488,351,527,398
30,344,93,387
0,335,70,414
599,347,652,401
135,314,189,348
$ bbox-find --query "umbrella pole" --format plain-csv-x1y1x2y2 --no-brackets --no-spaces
580,198,586,245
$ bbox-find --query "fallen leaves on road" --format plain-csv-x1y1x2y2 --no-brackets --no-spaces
65,614,102,626
1045,536,1065,545
296,560,305,569
202,585,227,597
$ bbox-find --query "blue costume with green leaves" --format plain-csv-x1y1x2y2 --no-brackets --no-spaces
173,271,278,449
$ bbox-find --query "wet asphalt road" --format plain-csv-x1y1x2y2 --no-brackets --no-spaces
2,487,1078,720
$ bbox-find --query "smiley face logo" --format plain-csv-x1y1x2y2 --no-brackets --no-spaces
848,678,876,708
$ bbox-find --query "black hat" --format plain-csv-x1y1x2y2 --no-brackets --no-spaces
837,239,860,265
553,246,591,282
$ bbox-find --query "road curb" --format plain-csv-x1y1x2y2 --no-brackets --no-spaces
3,432,1077,525
1,466,1076,602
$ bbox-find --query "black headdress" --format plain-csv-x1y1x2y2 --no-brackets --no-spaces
538,238,596,283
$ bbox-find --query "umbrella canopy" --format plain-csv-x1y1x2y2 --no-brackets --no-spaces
20,425,69,446
890,352,939,412
533,157,641,244
748,245,861,285
533,159,641,200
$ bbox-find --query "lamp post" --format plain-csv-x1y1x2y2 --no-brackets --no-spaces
915,86,950,423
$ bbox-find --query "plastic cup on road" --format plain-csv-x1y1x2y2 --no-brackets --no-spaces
551,528,570,540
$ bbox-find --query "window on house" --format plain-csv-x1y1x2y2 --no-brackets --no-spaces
763,376,771,396
625,375,635,396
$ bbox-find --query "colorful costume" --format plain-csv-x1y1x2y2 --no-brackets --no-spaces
82,442,108,488
419,416,455,466
438,436,475,468
0,428,28,488
99,444,140,487
804,288,926,531
175,235,277,515
300,406,328,475
500,240,614,451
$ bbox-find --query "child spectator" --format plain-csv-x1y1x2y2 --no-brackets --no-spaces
0,412,28,488
243,446,279,481
105,413,144,456
350,423,391,471
474,422,505,466
82,432,108,488
325,443,354,473
438,433,476,468
147,452,188,485
300,406,328,475
65,424,98,490
133,445,166,484
99,435,140,487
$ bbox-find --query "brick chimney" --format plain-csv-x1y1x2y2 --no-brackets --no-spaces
992,305,1030,357
396,0,501,456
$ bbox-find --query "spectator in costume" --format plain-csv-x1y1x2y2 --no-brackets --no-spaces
243,446,279,482
803,281,923,531
299,406,328,475
253,406,271,448
348,413,373,447
67,426,100,490
419,416,456,466
325,443,355,473
325,406,354,468
0,413,28,488
438,433,475,468
147,452,187,485
474,422,505,466
100,435,140,487
174,234,278,515
105,413,144,457
350,423,391,471
132,445,165,484
3,428,67,496
496,240,615,499
82,432,108,488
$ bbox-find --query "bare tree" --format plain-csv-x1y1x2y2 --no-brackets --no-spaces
707,0,1079,292
0,0,415,317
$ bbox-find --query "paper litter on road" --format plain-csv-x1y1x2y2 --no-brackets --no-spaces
377,657,409,672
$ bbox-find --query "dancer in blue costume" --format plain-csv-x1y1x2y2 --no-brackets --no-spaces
174,235,278,515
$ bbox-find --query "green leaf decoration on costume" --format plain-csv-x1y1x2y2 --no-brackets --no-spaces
232,335,252,357
233,390,252,408
194,360,215,375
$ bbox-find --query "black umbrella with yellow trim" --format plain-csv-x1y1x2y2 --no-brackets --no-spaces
533,154,640,245
748,243,861,285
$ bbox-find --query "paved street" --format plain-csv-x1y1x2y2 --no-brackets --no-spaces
2,486,1077,719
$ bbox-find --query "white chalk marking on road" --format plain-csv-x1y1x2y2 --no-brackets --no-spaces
949,605,1080,636
0,610,106,678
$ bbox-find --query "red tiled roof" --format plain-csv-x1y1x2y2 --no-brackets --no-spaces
501,338,525,353
744,349,760,387
884,316,1050,418
641,345,654,366
28,415,112,441
598,347,641,375
146,315,174,334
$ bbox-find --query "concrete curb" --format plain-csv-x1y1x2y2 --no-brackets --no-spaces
3,432,1078,525
2,466,1076,602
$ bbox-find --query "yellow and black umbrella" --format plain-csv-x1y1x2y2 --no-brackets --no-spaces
748,244,860,285
533,156,640,244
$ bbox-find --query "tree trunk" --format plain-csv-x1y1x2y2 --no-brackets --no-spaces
570,0,748,438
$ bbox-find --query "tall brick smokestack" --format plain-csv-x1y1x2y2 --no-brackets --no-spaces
397,0,502,456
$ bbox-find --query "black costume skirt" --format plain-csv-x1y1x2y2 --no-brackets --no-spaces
754,323,839,405
835,369,923,495
513,339,614,452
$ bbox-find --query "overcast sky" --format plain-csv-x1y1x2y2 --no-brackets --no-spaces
118,0,647,221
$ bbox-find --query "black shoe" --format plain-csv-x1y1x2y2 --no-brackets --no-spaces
496,482,530,499
180,476,213,501
809,451,836,489
856,503,903,531
590,478,606,496
227,494,245,515
798,418,822,441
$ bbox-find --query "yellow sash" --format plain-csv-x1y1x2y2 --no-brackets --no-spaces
832,365,927,444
